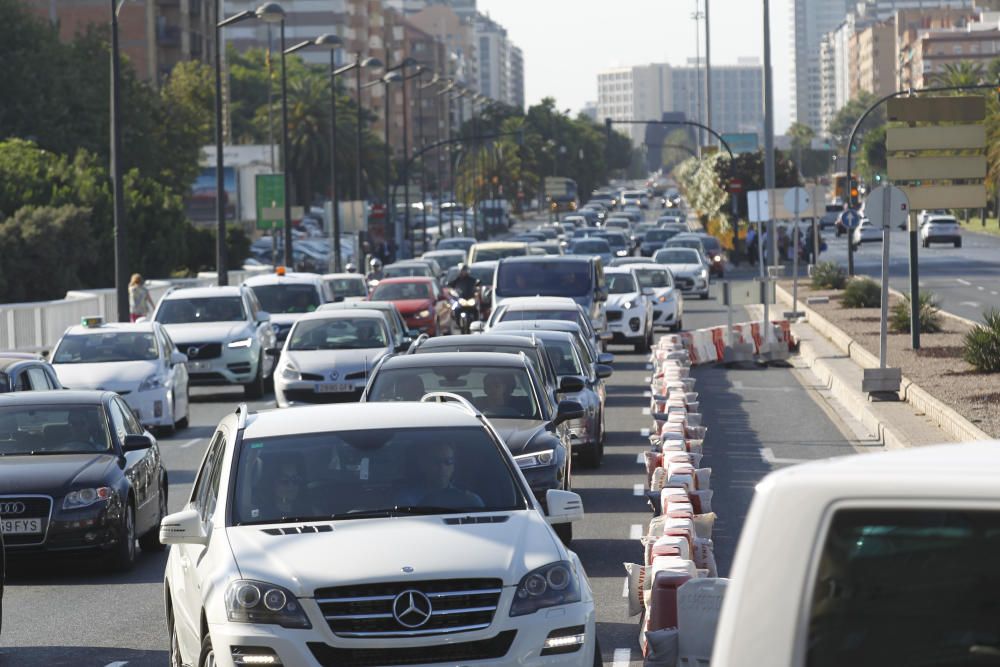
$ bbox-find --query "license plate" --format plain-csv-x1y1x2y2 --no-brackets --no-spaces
315,383,354,393
1,518,42,534
190,360,211,371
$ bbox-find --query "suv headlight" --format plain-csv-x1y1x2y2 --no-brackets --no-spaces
63,487,112,510
510,561,581,617
622,300,634,310
280,362,301,381
514,449,555,469
225,580,311,629
658,292,674,304
227,337,253,349
138,373,164,392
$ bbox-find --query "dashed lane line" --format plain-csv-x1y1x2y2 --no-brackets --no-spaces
180,438,202,449
629,524,643,540
761,447,810,466
958,278,972,286
633,483,646,497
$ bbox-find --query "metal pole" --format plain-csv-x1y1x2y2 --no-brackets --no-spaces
355,56,364,202
908,210,920,349
111,0,129,318
417,76,427,254
761,0,776,346
693,5,703,150
704,0,711,147
879,187,892,368
385,80,393,257
329,52,343,272
402,74,411,258
279,19,293,269
472,100,479,239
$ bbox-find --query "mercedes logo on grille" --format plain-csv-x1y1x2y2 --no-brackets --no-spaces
392,590,433,628
330,370,339,381
187,346,200,358
0,501,27,515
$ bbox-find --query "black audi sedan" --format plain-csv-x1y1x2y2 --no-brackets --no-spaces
0,391,167,571
361,352,584,544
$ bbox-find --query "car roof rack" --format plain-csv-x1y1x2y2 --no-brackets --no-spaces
235,402,250,430
419,392,482,417
406,332,430,353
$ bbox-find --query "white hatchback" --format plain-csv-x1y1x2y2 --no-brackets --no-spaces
161,400,597,667
920,215,962,248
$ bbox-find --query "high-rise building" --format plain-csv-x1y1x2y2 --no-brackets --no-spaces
24,0,217,85
597,60,763,150
791,0,854,130
507,45,525,110
474,13,524,108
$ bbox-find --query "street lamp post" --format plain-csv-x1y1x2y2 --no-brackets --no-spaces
417,69,441,253
110,0,128,320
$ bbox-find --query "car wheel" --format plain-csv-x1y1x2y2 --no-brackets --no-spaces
139,481,167,552
198,631,215,667
167,600,184,667
553,522,573,545
112,502,137,572
244,360,265,399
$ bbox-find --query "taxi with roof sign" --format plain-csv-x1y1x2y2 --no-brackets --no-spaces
50,316,190,433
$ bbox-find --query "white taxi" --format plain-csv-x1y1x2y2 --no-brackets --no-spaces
243,269,331,344
50,316,190,433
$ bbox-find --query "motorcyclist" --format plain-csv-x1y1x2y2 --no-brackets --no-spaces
345,262,358,274
448,263,479,300
366,257,384,282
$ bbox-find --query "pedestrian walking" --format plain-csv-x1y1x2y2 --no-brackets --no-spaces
128,273,155,322
746,227,758,266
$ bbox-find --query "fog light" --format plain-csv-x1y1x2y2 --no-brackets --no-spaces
629,317,641,332
231,647,283,666
541,625,587,656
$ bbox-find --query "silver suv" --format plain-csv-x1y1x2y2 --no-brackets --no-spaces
152,286,277,398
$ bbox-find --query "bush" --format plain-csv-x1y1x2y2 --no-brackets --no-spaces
889,291,942,334
962,310,1000,372
811,261,847,290
842,277,881,308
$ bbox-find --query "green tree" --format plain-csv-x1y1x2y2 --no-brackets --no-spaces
859,125,887,181
787,122,815,154
828,91,883,151
931,61,985,88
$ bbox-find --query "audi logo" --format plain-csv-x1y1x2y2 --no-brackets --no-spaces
0,501,27,515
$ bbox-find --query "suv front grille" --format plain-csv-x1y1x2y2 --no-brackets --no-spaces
306,631,516,666
606,310,623,322
315,578,503,638
182,342,222,360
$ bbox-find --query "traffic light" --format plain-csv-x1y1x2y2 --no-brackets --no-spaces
850,177,859,206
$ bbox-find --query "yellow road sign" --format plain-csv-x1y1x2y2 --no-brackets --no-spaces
887,96,986,123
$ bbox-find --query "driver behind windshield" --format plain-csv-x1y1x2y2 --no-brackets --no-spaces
395,442,484,508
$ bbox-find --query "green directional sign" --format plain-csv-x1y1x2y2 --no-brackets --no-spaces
255,173,285,230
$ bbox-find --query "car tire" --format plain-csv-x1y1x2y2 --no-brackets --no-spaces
244,360,265,399
167,604,183,667
578,436,603,468
553,522,573,545
197,631,215,667
111,502,137,572
139,481,167,553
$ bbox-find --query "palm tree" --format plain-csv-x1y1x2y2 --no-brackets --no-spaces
930,61,985,88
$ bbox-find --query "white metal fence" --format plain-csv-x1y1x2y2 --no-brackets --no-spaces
0,267,270,353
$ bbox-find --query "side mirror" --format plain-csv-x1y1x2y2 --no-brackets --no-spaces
255,311,271,323
159,508,209,546
264,347,280,357
407,329,422,338
122,434,153,453
553,399,585,426
545,489,584,524
558,376,585,394
596,364,613,379
170,351,189,365
597,352,615,365
469,321,485,333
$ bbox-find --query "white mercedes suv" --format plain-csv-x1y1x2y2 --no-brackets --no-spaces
160,399,597,667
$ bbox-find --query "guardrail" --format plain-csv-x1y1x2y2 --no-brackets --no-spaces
0,267,270,353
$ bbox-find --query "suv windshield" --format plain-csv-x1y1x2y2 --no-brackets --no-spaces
371,282,432,301
472,246,528,262
53,332,158,363
0,405,112,455
654,249,701,265
325,277,368,299
288,317,387,351
571,239,610,254
250,284,320,314
606,274,637,294
496,261,592,298
156,296,246,324
634,268,673,288
369,366,541,420
230,426,528,525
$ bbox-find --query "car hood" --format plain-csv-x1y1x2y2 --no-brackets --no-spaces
226,510,559,594
283,348,387,375
54,360,159,391
161,322,249,344
268,313,306,328
662,263,703,276
388,299,434,315
0,453,118,495
607,292,640,309
486,418,553,455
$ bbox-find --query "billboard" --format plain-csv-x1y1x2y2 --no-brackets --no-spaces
721,133,759,155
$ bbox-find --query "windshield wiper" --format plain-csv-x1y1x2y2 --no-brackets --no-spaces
335,505,458,520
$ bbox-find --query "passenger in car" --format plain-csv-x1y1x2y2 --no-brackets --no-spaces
257,454,315,520
396,442,484,508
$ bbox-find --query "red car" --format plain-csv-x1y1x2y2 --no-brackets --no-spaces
369,277,452,336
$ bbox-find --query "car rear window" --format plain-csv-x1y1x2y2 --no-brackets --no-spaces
495,261,592,298
251,284,321,314
806,508,1000,667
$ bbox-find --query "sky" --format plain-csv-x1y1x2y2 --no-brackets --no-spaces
477,0,794,134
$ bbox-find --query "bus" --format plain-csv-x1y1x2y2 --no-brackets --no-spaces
544,176,579,213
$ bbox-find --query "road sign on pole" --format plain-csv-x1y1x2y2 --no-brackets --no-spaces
840,209,861,230
255,174,285,230
782,187,810,216
865,184,909,229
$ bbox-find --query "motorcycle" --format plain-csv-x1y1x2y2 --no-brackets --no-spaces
451,293,479,335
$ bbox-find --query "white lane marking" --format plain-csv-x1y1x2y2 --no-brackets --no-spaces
645,363,653,370
732,380,744,389
637,453,645,464
761,447,809,466
622,577,629,597
613,648,632,667
630,524,643,540
104,662,129,667
643,376,651,383
633,483,646,496
958,278,972,286
643,390,651,398
960,301,981,308
642,407,651,415
640,427,651,437
180,438,202,449
978,285,985,291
